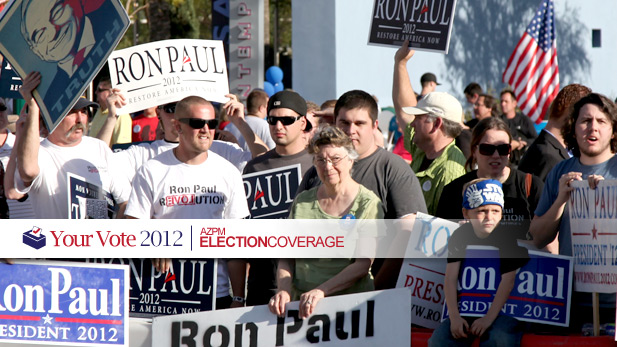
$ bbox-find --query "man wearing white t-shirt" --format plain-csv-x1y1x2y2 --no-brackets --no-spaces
13,71,130,219
125,95,251,309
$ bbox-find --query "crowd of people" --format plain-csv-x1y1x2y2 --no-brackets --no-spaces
1,38,617,344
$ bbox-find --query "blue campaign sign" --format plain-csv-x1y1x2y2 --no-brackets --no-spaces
68,174,117,219
0,56,22,99
242,164,303,219
0,0,129,132
444,246,572,326
0,261,129,346
87,258,216,318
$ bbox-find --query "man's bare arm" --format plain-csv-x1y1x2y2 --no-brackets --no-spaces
15,72,42,187
392,40,418,127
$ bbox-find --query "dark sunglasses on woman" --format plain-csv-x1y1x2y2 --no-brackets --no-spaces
478,143,511,156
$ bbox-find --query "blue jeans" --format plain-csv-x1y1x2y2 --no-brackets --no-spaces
428,315,522,347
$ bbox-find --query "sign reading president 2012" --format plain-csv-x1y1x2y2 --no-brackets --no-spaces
0,261,129,346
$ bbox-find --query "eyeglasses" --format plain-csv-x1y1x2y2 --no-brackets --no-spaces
478,143,511,156
266,115,302,126
0,104,6,112
158,103,176,114
96,87,110,93
178,118,218,129
314,155,348,167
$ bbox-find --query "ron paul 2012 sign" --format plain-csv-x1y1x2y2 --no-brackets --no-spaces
368,0,458,53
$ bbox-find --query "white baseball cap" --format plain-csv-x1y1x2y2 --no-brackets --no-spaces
402,92,463,125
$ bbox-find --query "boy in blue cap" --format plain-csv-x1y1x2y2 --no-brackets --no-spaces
429,178,528,346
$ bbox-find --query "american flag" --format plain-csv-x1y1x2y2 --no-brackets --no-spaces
502,0,559,124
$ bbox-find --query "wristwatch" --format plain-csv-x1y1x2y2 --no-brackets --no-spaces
232,296,245,304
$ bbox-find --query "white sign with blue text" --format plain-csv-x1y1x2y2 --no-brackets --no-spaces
0,260,129,346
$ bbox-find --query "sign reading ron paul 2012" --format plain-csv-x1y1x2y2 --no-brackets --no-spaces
242,164,303,219
87,258,216,318
568,180,617,293
152,289,410,347
443,246,572,326
0,261,128,346
368,0,458,53
107,39,229,114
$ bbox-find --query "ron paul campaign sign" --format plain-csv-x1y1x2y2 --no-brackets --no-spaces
107,39,229,114
69,173,117,219
0,55,21,99
568,180,617,293
443,246,573,326
0,260,129,346
242,164,303,219
368,0,458,53
0,0,130,132
87,259,216,318
395,213,458,328
151,289,410,347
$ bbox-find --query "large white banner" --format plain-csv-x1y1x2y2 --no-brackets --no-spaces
152,289,410,347
569,180,617,293
395,212,459,328
107,39,229,113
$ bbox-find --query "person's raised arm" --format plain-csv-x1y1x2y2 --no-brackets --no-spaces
95,89,127,147
224,94,268,158
392,40,418,127
15,72,42,187
530,171,581,248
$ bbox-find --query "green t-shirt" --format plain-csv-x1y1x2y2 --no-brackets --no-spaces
289,185,383,298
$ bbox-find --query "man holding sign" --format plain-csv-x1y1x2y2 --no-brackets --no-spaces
530,93,617,329
13,72,130,219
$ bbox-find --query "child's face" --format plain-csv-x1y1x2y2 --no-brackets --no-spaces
462,205,502,238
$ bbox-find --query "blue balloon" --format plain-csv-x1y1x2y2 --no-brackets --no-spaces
273,82,284,93
263,81,275,97
266,66,284,84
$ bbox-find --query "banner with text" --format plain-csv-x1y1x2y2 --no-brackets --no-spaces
0,55,22,99
242,164,303,219
444,246,572,326
368,0,458,53
107,39,229,114
569,180,617,293
86,258,216,318
0,260,129,346
395,213,457,328
152,289,410,347
229,0,264,99
0,0,129,132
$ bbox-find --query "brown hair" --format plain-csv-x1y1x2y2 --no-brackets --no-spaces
547,84,592,121
334,90,378,124
563,93,617,157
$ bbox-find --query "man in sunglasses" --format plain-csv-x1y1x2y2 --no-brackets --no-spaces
229,90,316,307
112,94,268,186
125,95,250,309
13,71,131,219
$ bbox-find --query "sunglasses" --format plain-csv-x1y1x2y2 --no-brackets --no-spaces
478,143,511,156
158,103,176,114
178,118,218,129
266,115,302,126
0,104,6,112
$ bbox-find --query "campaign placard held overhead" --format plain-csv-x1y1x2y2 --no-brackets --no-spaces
0,55,22,99
0,260,129,346
107,39,229,114
0,0,130,132
569,180,617,293
368,0,458,53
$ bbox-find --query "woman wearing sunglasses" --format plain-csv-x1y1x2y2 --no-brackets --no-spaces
269,126,383,319
435,117,544,240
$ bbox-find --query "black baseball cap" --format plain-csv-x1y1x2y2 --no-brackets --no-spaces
71,97,99,111
268,90,311,132
421,72,441,85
